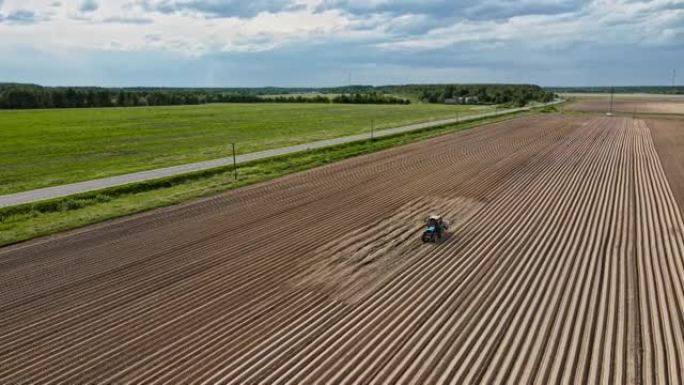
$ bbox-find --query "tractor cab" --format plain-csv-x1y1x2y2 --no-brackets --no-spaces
427,215,441,226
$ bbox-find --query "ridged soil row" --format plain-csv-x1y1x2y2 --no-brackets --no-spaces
434,118,621,385
392,118,617,385
199,119,605,384
634,119,684,385
188,117,684,385
479,120,629,385
137,120,580,385
0,118,550,335
0,116,564,312
0,115,553,287
323,120,609,385
0,117,576,383
2,116,684,384
73,121,576,384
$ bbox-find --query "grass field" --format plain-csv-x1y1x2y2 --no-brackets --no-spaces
0,103,492,195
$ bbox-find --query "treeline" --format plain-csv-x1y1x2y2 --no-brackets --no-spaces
0,84,409,109
331,92,409,104
0,82,552,109
268,93,408,104
0,85,214,109
123,86,316,95
320,85,376,94
381,84,555,106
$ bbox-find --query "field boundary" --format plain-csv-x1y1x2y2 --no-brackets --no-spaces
0,100,563,208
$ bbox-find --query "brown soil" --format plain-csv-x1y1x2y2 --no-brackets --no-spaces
571,100,684,114
648,116,684,216
1,115,684,384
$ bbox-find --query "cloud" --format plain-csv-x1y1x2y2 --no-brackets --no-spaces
141,0,304,18
374,0,684,51
316,0,583,20
0,0,682,87
3,9,37,23
79,0,99,12
311,0,589,39
461,0,583,20
102,16,154,24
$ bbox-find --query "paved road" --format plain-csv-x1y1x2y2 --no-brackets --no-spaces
0,102,560,208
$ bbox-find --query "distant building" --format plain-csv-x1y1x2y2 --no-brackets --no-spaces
443,96,479,105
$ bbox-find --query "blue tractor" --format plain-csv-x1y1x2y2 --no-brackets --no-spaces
422,215,449,243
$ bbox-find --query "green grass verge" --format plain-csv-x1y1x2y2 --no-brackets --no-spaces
0,102,493,195
0,111,527,247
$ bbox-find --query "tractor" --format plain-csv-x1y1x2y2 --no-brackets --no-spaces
422,215,449,243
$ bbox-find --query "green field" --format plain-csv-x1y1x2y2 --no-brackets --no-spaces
0,103,492,195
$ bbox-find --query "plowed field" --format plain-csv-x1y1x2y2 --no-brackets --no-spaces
2,115,684,384
571,100,684,114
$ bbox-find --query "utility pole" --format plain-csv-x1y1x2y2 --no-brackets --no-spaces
673,68,677,89
609,86,614,115
231,142,237,180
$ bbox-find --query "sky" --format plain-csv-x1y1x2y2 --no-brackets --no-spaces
0,0,682,87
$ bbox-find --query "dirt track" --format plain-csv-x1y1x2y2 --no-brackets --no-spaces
2,115,684,384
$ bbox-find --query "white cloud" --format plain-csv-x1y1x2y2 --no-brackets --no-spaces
377,0,684,51
0,0,682,87
0,0,354,55
1,0,681,56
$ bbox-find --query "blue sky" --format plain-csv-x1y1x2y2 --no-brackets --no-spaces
0,0,682,87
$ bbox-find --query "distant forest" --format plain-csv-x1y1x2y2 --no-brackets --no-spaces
389,84,554,106
0,82,553,109
547,86,684,94
0,83,409,109
314,84,554,106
